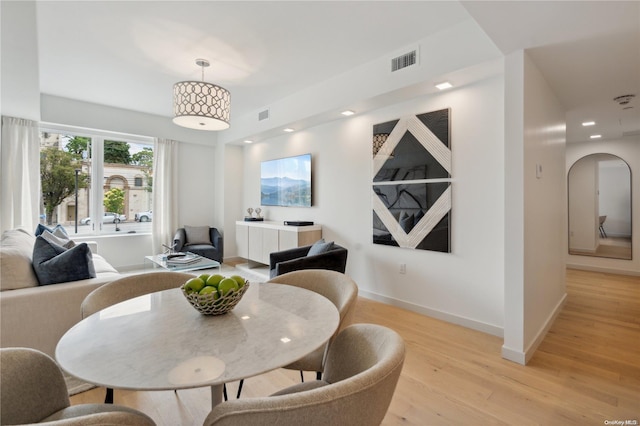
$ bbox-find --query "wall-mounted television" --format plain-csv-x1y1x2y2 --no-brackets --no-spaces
261,153,312,207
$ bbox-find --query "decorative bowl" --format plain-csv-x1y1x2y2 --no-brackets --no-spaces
181,281,250,315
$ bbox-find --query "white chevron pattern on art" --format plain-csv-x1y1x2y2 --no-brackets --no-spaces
372,119,407,176
406,115,451,174
372,186,451,249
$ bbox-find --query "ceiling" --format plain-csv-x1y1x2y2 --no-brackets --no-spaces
33,1,639,144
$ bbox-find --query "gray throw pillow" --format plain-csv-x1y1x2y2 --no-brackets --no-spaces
32,236,96,285
41,229,75,249
184,226,212,245
307,239,334,256
35,223,68,237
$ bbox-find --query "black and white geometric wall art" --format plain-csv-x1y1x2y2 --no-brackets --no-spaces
372,108,451,252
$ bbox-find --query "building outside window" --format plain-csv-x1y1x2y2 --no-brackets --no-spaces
39,127,154,236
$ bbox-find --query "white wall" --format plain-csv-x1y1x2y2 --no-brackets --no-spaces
0,1,41,121
237,74,506,336
566,138,640,275
503,51,567,364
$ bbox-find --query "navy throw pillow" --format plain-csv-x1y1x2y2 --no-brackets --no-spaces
32,236,96,285
307,239,334,257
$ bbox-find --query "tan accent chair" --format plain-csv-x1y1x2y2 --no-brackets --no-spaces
267,269,359,379
81,271,194,318
81,271,194,403
204,323,405,426
0,347,155,425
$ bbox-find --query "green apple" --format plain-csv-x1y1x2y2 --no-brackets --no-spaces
230,275,246,288
183,277,206,293
206,274,225,288
199,286,219,298
218,278,239,296
198,273,211,283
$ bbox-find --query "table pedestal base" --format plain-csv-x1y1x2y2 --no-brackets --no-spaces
211,384,224,409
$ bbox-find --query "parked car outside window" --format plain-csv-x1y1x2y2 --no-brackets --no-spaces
80,212,126,225
134,210,152,222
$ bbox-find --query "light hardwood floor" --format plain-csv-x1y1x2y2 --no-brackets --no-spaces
70,268,640,425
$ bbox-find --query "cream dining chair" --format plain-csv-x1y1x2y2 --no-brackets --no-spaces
234,269,358,398
80,271,195,403
203,323,406,426
0,347,156,425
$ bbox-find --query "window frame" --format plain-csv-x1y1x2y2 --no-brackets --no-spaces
39,122,154,236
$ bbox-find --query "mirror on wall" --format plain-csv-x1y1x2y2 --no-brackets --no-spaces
568,153,632,260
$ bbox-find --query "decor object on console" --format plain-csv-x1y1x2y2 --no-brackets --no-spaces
173,58,230,131
372,108,452,252
269,239,348,279
0,347,156,425
173,226,223,262
203,324,405,426
244,207,264,221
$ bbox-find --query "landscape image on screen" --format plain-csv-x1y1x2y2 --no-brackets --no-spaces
261,154,312,207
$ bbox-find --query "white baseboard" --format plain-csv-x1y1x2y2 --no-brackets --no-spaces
502,292,567,365
358,289,503,337
567,264,640,277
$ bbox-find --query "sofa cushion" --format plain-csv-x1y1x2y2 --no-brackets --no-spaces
40,229,75,249
0,230,39,291
307,239,335,256
34,223,68,238
32,237,96,286
184,225,211,245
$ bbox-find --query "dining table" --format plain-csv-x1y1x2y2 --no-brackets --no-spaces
55,282,339,408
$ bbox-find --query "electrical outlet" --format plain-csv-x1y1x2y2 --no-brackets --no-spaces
399,264,406,274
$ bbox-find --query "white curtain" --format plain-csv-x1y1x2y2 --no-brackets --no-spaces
0,116,40,233
152,138,179,254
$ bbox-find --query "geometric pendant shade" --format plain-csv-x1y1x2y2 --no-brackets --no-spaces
173,59,231,131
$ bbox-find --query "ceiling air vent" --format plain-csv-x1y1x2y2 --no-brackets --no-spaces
391,49,417,72
622,129,640,137
258,109,270,121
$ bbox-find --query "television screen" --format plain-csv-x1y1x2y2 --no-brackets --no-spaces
261,154,312,207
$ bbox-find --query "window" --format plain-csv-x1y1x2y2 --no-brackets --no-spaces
39,126,154,236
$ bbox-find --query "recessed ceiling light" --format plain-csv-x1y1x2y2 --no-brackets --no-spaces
283,128,295,133
435,82,453,90
244,140,253,144
590,134,602,139
582,121,595,126
341,110,355,116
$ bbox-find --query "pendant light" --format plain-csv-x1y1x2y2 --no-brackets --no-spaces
173,59,231,131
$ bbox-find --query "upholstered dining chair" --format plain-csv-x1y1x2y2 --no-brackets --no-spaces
267,269,359,379
234,269,358,399
0,347,156,425
203,323,405,426
81,271,194,403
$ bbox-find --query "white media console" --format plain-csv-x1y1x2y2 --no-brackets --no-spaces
235,221,322,272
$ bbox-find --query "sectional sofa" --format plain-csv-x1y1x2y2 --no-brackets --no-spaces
0,227,121,357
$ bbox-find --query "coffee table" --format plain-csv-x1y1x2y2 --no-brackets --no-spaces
55,283,339,409
145,252,220,272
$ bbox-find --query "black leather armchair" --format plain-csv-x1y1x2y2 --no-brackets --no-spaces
173,227,224,263
269,243,348,279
